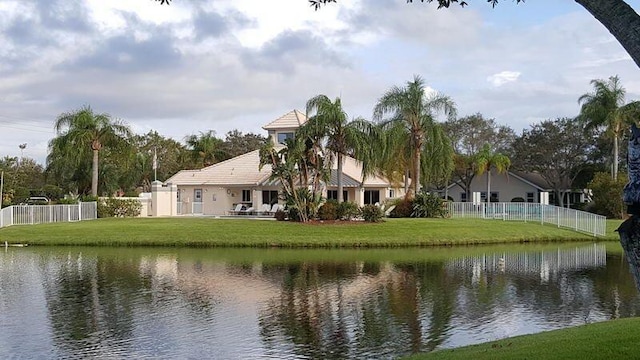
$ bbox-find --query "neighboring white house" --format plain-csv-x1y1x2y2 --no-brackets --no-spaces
164,110,406,216
444,170,590,206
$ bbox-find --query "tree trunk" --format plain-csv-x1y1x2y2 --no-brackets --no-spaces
614,134,619,181
337,154,344,203
92,149,99,197
575,0,640,68
617,217,640,291
404,168,410,194
486,169,492,203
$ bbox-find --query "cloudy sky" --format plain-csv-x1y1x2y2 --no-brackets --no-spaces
1,0,639,164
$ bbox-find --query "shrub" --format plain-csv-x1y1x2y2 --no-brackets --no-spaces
412,192,448,218
274,209,287,221
511,197,525,202
390,197,413,218
338,201,361,221
97,197,142,218
588,172,626,219
361,204,383,222
56,198,78,205
318,200,339,220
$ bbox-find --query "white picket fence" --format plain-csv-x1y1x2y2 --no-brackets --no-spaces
446,202,607,237
0,202,97,229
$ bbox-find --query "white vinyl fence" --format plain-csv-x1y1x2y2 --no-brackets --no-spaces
446,202,606,237
0,202,97,229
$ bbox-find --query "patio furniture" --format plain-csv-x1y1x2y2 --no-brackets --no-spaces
241,207,255,215
258,204,272,216
228,204,244,215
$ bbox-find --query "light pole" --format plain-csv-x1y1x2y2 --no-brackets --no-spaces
18,143,26,166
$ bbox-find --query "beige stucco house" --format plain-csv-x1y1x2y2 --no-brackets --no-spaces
165,110,405,216
445,170,590,206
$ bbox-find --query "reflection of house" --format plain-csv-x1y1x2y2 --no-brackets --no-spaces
165,110,405,216
445,171,590,206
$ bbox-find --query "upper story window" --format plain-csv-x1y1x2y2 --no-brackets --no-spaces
277,132,294,144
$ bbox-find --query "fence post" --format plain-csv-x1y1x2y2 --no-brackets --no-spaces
502,203,506,221
557,207,560,228
541,205,544,226
79,202,82,221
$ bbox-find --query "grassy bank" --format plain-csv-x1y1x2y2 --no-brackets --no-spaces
406,317,640,360
0,217,623,247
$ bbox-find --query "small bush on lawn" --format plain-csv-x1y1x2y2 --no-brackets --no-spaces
338,201,361,221
98,198,141,218
318,200,339,220
412,192,448,218
361,204,383,222
390,197,413,218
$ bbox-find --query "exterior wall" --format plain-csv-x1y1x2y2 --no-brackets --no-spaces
151,181,177,217
447,173,540,202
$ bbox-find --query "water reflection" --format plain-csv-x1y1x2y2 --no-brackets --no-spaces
1,244,639,359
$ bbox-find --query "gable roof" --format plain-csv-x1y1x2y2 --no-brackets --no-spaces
262,110,307,130
166,149,272,186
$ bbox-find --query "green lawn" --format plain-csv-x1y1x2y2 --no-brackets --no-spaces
406,317,640,360
0,217,624,247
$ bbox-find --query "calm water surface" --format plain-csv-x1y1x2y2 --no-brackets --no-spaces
1,243,639,359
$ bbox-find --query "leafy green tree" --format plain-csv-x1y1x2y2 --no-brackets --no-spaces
374,75,456,196
301,95,370,203
0,156,46,205
474,144,510,203
578,75,640,181
130,131,189,191
184,130,229,169
259,136,329,222
222,130,267,158
49,106,132,196
511,118,590,207
442,113,515,201
588,171,626,218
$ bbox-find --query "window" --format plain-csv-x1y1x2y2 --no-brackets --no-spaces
460,192,467,202
277,132,294,144
526,192,535,203
389,189,395,198
327,190,348,201
364,190,380,205
242,189,251,202
481,192,499,202
262,190,279,205
194,189,202,203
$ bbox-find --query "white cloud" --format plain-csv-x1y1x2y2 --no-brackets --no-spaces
487,71,522,87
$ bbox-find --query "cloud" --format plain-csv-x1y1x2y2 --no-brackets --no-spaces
487,71,521,87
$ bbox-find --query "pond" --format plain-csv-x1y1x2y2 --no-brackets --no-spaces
1,243,639,359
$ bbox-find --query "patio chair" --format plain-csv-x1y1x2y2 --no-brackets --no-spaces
241,207,255,215
258,204,271,216
384,205,396,217
269,203,281,215
228,203,244,215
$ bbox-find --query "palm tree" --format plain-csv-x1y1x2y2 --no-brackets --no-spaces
475,144,510,203
51,106,132,196
184,131,228,168
302,95,369,203
578,75,640,181
374,75,456,196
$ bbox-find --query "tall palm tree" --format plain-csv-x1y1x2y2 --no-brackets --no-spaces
578,75,640,181
51,106,132,196
475,144,510,203
374,75,456,196
184,131,228,168
302,95,369,203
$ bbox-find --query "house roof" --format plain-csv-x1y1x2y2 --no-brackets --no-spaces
166,149,272,186
328,170,361,187
262,110,307,130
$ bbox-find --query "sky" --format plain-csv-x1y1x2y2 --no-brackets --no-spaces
1,0,640,164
